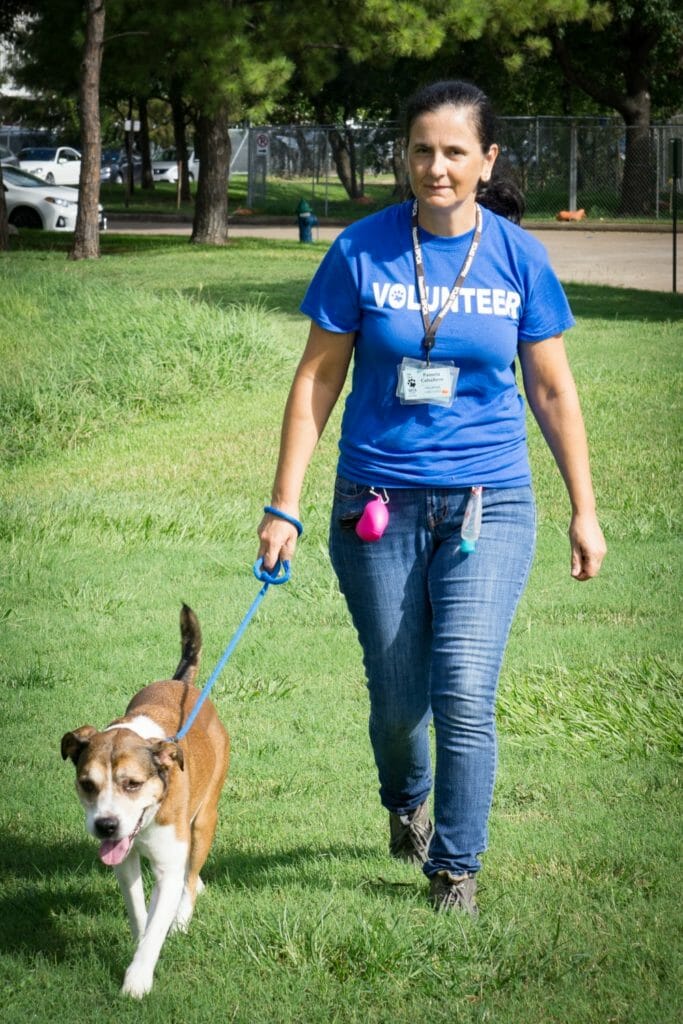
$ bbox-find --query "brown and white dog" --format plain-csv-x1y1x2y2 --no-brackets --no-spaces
61,604,229,998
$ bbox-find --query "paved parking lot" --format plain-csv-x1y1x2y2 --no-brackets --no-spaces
108,217,680,293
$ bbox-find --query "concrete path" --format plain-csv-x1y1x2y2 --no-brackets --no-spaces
108,217,681,294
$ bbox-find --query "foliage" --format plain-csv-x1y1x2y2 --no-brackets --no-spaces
10,1,681,137
4,2,682,235
524,0,683,120
9,0,84,97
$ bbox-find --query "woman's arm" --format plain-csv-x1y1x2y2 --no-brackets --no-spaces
258,321,356,570
519,334,606,581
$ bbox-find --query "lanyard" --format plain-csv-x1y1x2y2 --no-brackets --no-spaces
411,199,482,364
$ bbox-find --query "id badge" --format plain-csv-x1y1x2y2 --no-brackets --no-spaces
396,357,459,407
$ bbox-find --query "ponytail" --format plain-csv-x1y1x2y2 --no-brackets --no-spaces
476,177,525,225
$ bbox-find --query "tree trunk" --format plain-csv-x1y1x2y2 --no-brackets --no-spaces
70,0,105,261
125,96,135,199
138,95,154,190
295,127,313,178
619,92,655,216
550,22,659,218
170,77,192,203
391,136,408,197
191,110,230,245
0,164,9,251
328,127,364,200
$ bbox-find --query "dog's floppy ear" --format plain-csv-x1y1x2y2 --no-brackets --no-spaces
151,740,184,773
61,726,98,765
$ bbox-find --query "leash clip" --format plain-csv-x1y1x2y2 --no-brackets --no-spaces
253,558,291,585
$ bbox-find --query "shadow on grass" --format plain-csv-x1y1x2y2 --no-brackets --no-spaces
12,231,681,323
564,282,683,322
207,842,380,889
184,278,310,318
0,834,118,960
0,830,413,963
9,229,192,257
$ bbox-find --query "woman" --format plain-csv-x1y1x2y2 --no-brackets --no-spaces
257,80,606,915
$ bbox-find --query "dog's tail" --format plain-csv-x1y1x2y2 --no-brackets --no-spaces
173,603,202,687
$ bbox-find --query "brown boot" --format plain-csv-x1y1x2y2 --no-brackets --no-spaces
429,870,478,916
388,801,433,866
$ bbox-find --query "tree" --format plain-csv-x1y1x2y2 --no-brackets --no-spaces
7,0,679,236
272,0,595,199
430,0,682,214
164,2,292,244
260,1,453,201
70,0,106,260
545,0,683,213
281,0,681,210
307,56,399,200
0,0,41,251
168,76,194,204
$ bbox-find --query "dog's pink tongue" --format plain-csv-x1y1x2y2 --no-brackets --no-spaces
99,836,132,867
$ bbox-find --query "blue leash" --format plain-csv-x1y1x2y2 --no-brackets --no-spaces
169,558,290,743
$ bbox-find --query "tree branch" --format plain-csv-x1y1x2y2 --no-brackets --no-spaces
550,30,627,114
103,31,150,44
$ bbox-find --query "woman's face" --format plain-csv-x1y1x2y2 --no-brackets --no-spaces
407,104,498,219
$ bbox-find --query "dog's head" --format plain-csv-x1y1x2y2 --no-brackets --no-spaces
61,726,183,866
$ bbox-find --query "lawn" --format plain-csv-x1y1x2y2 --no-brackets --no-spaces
1,237,681,1023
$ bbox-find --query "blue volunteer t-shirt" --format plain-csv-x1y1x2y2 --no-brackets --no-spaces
300,201,575,488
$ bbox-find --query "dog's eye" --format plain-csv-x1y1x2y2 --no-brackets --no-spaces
79,779,96,795
122,779,143,793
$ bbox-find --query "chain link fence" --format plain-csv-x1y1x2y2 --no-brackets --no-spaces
239,117,682,220
4,117,679,220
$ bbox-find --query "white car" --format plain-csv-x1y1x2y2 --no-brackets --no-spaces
152,147,199,183
18,145,82,185
2,165,106,231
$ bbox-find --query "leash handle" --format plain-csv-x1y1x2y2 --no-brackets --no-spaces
253,557,291,585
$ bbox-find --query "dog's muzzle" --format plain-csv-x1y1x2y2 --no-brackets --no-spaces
97,811,147,867
95,816,119,839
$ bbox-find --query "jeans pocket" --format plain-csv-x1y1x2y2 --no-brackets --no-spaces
333,475,372,530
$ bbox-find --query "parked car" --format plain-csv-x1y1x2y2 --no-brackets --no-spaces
152,147,199,183
100,148,124,183
18,145,82,185
2,165,106,231
0,145,20,167
100,147,143,184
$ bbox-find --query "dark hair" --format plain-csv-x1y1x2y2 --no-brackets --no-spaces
476,177,525,225
403,79,524,224
404,79,496,152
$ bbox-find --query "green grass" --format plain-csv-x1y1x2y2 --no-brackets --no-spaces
1,238,682,1023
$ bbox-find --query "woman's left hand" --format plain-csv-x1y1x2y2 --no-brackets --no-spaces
569,511,607,581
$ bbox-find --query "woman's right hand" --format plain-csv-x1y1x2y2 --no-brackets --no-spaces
257,512,299,572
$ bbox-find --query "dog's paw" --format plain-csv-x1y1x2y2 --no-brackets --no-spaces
121,964,154,999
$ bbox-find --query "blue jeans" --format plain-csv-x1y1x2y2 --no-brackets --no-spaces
329,477,536,877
